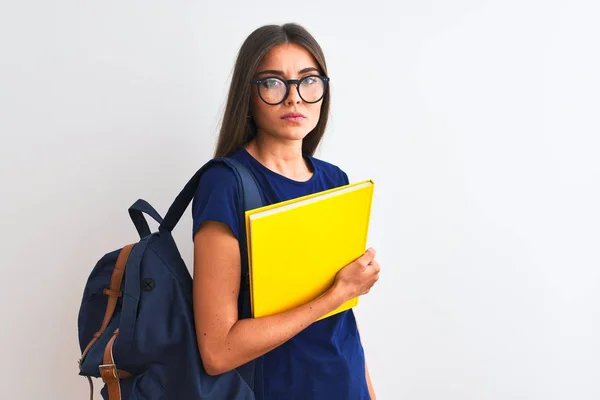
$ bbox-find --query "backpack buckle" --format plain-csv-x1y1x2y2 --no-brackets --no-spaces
99,363,119,383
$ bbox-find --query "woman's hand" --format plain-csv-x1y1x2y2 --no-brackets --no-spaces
333,248,380,303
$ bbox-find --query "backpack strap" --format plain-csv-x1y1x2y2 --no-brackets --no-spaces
222,158,265,317
159,156,265,393
159,156,264,316
159,157,264,233
158,156,264,310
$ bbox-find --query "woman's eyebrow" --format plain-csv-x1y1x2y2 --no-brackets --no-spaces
256,67,320,76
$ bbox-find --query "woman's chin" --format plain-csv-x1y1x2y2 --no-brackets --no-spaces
273,127,312,141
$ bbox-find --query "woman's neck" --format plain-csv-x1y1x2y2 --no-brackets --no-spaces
244,134,313,181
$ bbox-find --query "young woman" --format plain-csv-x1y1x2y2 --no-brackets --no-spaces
191,23,381,399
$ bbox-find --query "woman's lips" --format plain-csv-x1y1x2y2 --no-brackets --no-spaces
281,113,306,123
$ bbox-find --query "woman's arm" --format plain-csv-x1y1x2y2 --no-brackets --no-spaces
358,322,377,399
366,362,376,399
193,220,379,376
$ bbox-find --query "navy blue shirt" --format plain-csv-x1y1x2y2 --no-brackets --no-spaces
192,147,370,400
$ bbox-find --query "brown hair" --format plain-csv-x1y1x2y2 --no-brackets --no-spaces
213,23,330,158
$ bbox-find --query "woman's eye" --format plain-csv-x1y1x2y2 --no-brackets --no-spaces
302,77,317,85
263,79,282,88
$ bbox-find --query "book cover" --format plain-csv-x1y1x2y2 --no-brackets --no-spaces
244,179,374,320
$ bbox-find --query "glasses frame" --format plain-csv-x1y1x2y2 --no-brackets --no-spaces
251,75,330,105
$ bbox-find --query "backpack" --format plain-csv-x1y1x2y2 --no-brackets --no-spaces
77,157,266,400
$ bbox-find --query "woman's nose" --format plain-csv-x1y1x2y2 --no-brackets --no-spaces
285,83,302,105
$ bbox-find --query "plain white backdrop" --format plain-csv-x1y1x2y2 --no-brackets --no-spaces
1,1,599,399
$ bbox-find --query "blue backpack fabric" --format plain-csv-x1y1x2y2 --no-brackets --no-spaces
77,157,266,400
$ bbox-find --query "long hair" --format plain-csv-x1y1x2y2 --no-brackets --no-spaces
214,23,330,158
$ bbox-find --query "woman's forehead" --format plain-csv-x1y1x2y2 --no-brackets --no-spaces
258,43,318,73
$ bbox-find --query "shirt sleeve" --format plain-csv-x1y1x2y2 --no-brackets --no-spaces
191,163,241,240
339,168,350,185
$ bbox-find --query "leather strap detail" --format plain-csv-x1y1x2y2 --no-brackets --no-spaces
79,244,135,400
100,329,132,400
100,244,135,334
86,376,94,400
80,244,134,362
103,288,122,297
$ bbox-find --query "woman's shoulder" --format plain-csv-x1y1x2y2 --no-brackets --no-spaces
191,160,241,239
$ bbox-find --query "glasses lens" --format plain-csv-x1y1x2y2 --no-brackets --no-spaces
299,76,325,103
258,78,287,104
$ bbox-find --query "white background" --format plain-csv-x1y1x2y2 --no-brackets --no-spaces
1,1,599,399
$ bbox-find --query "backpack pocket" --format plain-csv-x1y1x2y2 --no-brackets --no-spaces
129,370,169,400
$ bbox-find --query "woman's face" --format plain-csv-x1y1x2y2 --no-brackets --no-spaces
250,42,325,144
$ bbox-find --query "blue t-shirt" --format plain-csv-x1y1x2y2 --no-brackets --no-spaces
192,147,370,400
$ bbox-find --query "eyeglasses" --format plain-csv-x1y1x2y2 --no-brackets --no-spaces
251,75,330,105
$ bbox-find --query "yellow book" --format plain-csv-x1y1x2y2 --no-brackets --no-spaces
244,179,375,320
